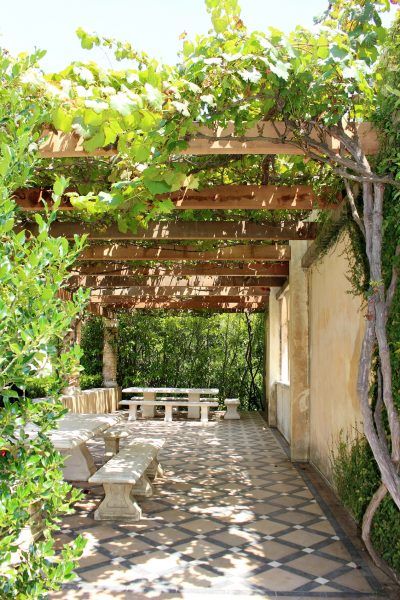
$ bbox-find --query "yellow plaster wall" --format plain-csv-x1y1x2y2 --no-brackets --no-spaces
309,234,364,482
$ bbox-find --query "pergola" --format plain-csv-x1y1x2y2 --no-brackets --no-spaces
15,121,378,316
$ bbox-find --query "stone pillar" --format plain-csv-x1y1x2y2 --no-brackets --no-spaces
61,317,83,394
289,241,310,462
102,318,118,388
266,290,280,427
75,318,82,346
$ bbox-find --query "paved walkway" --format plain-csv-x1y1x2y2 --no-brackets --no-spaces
53,413,388,599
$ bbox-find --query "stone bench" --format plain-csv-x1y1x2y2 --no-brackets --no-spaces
101,421,165,471
88,441,163,520
224,398,240,420
120,399,218,423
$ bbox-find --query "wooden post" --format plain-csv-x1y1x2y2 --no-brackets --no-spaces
102,318,118,388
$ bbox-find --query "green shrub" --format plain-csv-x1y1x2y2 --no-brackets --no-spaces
23,376,56,398
332,431,400,573
80,317,103,376
332,430,380,523
80,373,103,389
0,50,87,597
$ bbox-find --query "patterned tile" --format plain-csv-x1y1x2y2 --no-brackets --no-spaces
51,412,386,598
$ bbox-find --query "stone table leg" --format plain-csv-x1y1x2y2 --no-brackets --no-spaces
104,437,119,460
132,474,153,497
128,405,138,421
188,393,201,419
142,392,156,418
60,444,96,481
164,404,173,423
94,483,142,521
146,458,164,480
200,404,209,424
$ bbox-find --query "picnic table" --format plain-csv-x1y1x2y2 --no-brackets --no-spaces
50,412,124,481
121,387,219,419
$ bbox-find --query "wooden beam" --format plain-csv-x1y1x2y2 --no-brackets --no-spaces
14,184,321,211
168,185,322,210
39,220,316,241
70,275,286,288
87,301,262,314
72,262,289,277
90,287,269,298
89,296,267,308
38,121,379,158
79,244,291,262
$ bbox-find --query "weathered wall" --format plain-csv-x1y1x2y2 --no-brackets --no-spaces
266,289,281,427
276,382,291,443
309,234,364,482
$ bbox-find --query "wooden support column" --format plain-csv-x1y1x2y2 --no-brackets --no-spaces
289,241,310,462
266,289,281,427
102,318,118,388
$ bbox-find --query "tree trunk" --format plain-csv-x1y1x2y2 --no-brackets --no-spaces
357,183,400,510
361,483,400,584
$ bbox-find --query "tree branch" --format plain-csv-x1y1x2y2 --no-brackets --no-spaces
344,180,365,237
386,245,400,312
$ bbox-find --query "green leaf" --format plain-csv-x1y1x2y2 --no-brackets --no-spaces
269,61,290,80
0,144,12,177
52,107,74,132
83,130,106,152
143,179,172,195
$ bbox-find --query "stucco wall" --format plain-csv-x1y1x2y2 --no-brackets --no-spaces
309,234,364,482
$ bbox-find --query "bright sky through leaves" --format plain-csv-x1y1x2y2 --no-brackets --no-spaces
3,0,334,71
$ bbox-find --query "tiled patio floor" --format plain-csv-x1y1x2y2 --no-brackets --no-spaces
52,412,389,599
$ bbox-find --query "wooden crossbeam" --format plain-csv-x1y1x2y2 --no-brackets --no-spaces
36,220,316,241
72,262,289,276
90,295,267,308
88,302,263,314
90,286,269,298
168,185,322,210
70,275,286,288
38,121,379,158
79,244,291,262
14,184,321,211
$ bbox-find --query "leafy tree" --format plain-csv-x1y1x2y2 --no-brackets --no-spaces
0,50,87,597
114,311,265,410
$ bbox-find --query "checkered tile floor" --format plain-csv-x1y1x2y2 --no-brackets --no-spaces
52,412,385,599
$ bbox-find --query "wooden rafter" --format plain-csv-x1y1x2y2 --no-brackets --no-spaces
38,121,379,158
89,296,267,308
88,302,263,315
90,286,270,298
71,262,289,276
29,220,316,241
69,275,286,288
14,184,322,211
79,244,291,262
